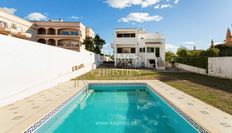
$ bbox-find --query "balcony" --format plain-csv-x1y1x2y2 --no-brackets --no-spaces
36,34,81,39
116,53,137,59
0,26,11,35
114,38,137,45
14,32,32,39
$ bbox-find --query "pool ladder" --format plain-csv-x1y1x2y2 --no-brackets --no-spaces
74,77,89,105
74,77,89,93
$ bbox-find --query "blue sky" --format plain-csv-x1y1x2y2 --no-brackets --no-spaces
0,0,232,54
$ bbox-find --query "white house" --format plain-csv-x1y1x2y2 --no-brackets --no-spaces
112,28,165,70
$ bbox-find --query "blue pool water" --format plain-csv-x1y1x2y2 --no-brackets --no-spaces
36,85,199,133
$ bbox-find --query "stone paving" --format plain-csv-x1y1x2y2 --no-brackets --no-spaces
0,81,85,133
0,80,231,133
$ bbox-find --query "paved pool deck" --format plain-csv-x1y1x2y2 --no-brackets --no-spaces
0,81,85,133
0,80,231,133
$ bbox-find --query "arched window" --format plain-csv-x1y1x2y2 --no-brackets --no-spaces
37,39,46,44
58,39,79,46
57,28,79,36
47,39,56,46
47,28,56,35
37,28,46,35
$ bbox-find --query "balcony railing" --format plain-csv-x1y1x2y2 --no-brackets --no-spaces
0,24,32,38
116,53,137,59
15,32,32,38
0,24,11,34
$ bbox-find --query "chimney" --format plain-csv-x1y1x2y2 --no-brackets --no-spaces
225,28,231,43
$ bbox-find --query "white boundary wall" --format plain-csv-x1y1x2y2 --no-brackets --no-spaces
0,35,101,106
175,63,207,75
208,57,232,79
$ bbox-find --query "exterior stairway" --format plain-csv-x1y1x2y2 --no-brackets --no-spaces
157,57,165,69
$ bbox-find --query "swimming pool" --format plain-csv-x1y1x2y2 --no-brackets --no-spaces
33,83,199,133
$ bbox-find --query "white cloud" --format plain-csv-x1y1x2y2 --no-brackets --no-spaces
181,41,196,49
166,44,178,52
102,43,113,55
174,0,180,4
118,12,163,23
141,0,161,8
106,0,160,9
182,41,196,45
26,12,48,21
68,16,81,20
0,7,16,14
154,4,172,9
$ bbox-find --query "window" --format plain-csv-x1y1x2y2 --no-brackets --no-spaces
147,47,154,53
27,30,33,34
117,48,122,53
122,48,131,53
131,48,136,53
155,48,160,57
117,34,123,38
71,31,78,35
124,34,130,37
139,47,145,53
116,33,136,38
117,48,135,53
131,33,135,37
11,23,17,29
0,21,8,28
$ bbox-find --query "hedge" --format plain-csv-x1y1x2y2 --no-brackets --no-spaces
215,45,232,56
175,57,208,69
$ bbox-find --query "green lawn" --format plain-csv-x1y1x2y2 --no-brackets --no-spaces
77,68,232,115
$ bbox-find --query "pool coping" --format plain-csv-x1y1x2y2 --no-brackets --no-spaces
5,80,231,133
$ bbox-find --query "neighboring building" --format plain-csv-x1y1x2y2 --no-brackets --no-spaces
86,27,95,38
33,21,94,52
0,10,36,40
224,28,232,46
211,27,232,56
112,28,165,70
0,10,95,52
212,28,232,47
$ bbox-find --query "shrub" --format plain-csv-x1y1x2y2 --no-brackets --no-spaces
177,48,188,57
205,48,219,57
215,45,232,56
187,50,205,57
175,57,208,69
165,51,176,62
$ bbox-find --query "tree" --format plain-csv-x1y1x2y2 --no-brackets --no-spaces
215,44,232,56
176,47,188,57
205,48,219,57
165,51,176,62
94,34,106,54
83,37,94,52
187,50,205,57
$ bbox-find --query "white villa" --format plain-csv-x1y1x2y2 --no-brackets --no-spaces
112,28,165,70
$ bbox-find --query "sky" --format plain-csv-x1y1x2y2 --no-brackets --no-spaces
0,0,232,54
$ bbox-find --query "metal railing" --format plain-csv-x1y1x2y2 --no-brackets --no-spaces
74,77,89,105
74,77,89,93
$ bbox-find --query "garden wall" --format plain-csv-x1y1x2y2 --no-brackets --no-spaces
0,35,102,106
208,57,232,79
175,63,207,75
